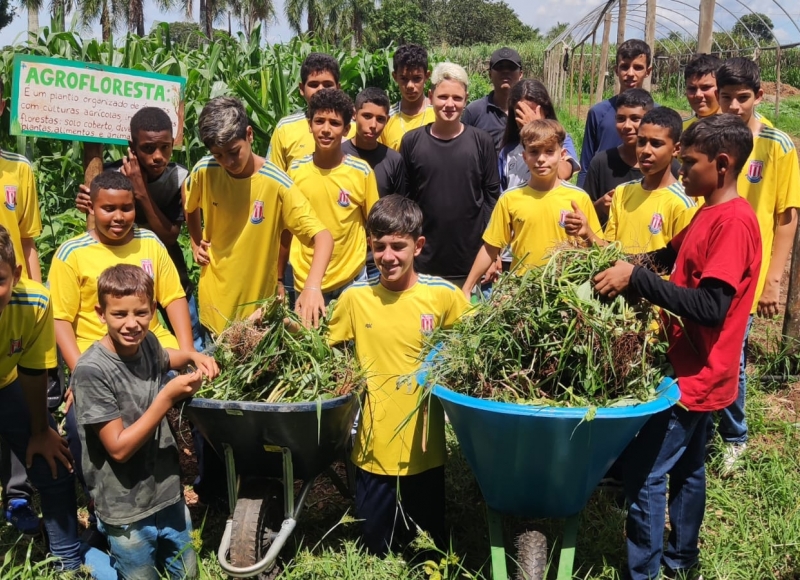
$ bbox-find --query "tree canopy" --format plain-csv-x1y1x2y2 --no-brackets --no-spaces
732,13,775,43
0,0,14,33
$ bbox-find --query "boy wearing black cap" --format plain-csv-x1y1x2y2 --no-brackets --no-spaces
461,47,523,151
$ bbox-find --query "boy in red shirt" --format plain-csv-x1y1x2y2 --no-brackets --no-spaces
593,114,761,580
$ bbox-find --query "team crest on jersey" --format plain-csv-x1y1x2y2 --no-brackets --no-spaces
746,160,764,184
337,189,352,208
648,213,664,234
250,200,265,225
140,259,154,278
9,338,22,355
558,209,569,228
420,314,435,335
4,186,17,211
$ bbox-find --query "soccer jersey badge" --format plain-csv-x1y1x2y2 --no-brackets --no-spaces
558,209,569,228
4,186,17,211
648,213,664,234
140,259,155,278
250,200,265,225
746,160,764,184
9,338,22,355
337,189,351,208
420,314,435,335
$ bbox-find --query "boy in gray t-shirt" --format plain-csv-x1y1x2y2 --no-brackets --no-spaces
72,264,218,580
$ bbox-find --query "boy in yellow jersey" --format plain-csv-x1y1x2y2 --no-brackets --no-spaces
714,57,800,470
0,76,48,534
682,54,721,131
461,119,601,297
0,224,114,575
283,89,379,302
185,96,333,334
327,195,469,555
567,108,696,253
267,53,342,172
380,44,436,151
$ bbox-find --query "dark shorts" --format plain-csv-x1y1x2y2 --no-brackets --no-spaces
355,465,445,555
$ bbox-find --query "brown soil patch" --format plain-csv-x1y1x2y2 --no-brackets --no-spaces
761,81,800,99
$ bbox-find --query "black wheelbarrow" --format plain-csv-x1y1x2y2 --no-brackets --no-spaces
184,393,359,578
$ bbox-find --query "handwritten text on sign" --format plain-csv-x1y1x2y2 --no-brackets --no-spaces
11,55,186,146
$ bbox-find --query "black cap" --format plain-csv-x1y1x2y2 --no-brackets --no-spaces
490,47,522,69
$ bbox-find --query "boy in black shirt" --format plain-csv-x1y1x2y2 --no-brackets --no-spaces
401,62,501,287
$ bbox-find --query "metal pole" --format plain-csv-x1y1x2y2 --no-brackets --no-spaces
615,0,628,94
590,30,599,104
569,48,576,118
643,0,656,91
775,44,782,119
697,0,716,54
578,44,586,119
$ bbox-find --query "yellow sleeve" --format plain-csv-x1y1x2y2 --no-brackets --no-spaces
17,162,42,238
47,254,81,323
154,241,186,306
327,291,355,345
580,194,604,240
280,183,326,245
363,171,380,220
441,288,470,329
481,195,512,249
268,128,287,172
19,293,57,371
184,163,205,214
604,186,624,242
776,145,800,215
672,203,697,237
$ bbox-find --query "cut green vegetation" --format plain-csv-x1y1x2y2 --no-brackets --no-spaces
424,243,668,407
197,298,365,403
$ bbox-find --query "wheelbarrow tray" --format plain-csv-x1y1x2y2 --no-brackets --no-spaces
184,393,359,481
432,378,680,519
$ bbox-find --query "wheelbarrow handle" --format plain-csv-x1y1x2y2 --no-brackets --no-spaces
216,517,297,578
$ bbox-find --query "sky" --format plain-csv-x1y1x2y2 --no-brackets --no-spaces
3,0,800,47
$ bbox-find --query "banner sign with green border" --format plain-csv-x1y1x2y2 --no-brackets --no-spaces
10,54,186,146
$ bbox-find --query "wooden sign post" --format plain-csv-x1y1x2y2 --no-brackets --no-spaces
9,55,186,230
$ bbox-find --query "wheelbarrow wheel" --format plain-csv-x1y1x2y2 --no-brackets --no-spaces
514,530,547,580
229,481,283,579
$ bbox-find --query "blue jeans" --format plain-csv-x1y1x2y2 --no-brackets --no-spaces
187,293,205,352
623,406,710,579
717,314,753,444
0,379,82,570
97,499,196,580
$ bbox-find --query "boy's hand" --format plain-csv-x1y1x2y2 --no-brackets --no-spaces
63,387,74,414
76,184,92,214
593,190,614,217
192,239,211,266
121,149,149,203
162,370,203,404
296,288,325,328
191,353,220,380
482,255,502,284
757,280,781,318
593,260,634,298
516,101,543,127
27,427,73,479
564,201,590,239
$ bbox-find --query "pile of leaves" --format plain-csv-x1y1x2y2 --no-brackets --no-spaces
424,243,670,407
197,298,365,403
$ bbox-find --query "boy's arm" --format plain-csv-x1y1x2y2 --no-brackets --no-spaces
122,152,181,246
186,209,209,266
93,371,202,463
463,243,500,299
21,238,42,282
296,229,334,327
54,320,81,372
164,298,194,352
481,134,502,210
759,207,797,318
166,348,219,379
577,108,599,188
18,369,73,477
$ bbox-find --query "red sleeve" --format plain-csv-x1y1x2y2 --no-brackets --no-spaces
700,217,759,289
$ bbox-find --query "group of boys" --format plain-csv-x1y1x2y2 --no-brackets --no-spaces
0,35,797,580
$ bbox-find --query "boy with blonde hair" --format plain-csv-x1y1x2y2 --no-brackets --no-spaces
462,119,600,296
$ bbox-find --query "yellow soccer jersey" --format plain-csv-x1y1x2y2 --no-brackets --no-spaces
267,112,314,173
738,126,800,311
184,157,326,335
379,103,436,151
0,279,57,388
0,151,43,276
48,229,184,353
483,182,602,270
605,180,696,253
328,275,469,476
288,155,379,292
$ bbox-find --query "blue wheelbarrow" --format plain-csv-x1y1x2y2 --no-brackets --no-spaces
423,368,680,580
184,394,359,578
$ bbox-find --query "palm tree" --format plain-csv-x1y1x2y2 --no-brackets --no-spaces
21,0,41,36
284,0,324,36
229,0,274,38
79,0,120,40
